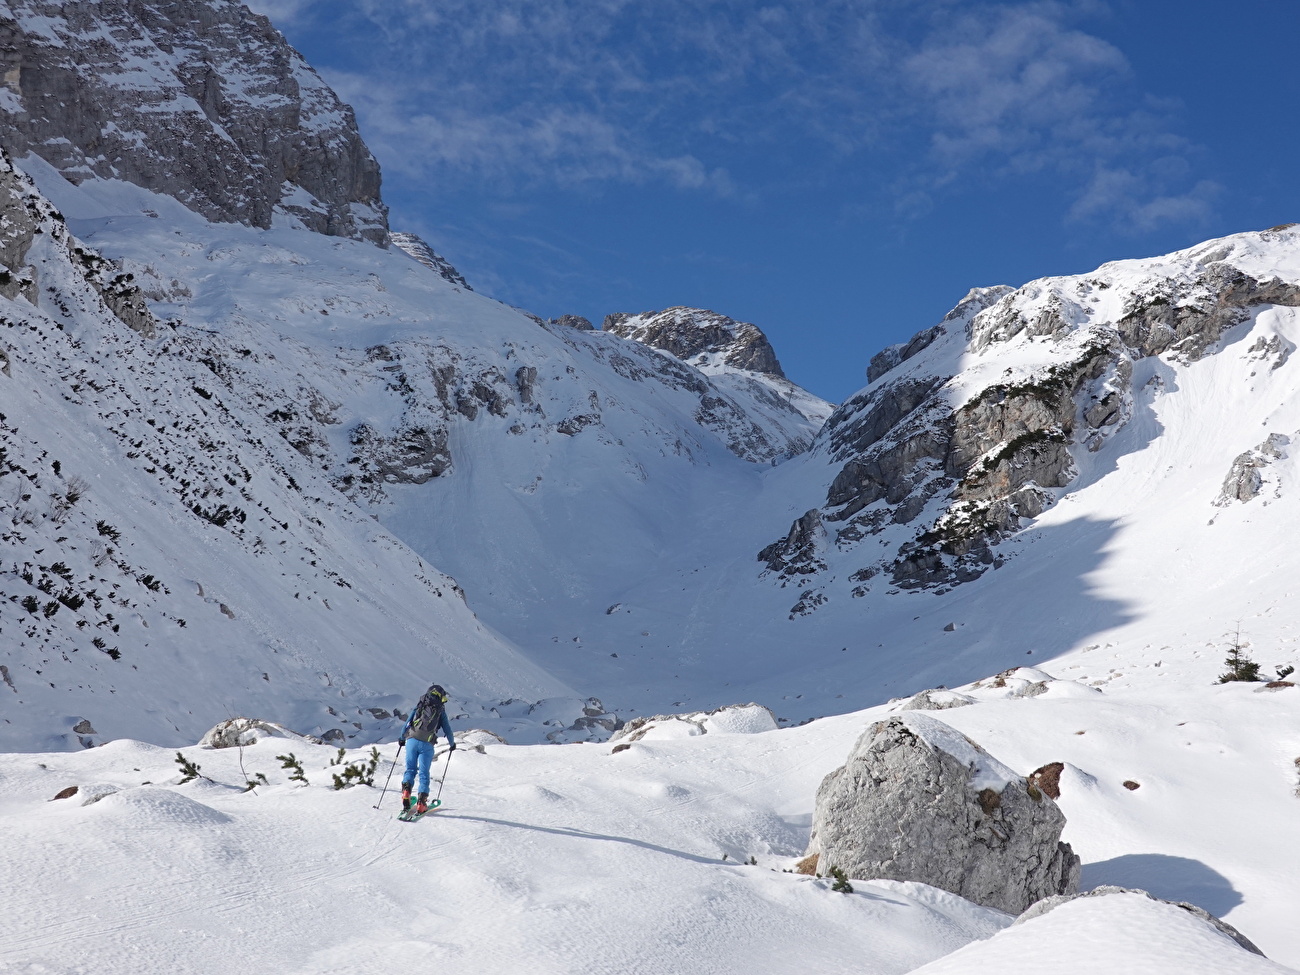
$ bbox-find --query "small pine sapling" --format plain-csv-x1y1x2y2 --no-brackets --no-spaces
277,752,309,785
243,772,269,793
330,747,382,790
1277,665,1296,681
829,866,854,894
1218,624,1262,682
175,752,204,784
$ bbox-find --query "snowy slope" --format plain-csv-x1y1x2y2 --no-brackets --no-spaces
2,664,1296,972
22,132,1300,751
1,2,1299,969
0,153,573,751
17,154,836,727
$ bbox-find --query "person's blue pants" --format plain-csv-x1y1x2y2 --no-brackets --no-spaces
403,738,435,794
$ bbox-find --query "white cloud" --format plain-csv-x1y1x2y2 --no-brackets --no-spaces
897,4,1214,231
1069,167,1220,233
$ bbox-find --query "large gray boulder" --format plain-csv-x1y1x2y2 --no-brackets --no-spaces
806,712,1080,914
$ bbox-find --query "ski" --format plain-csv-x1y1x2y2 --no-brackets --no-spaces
397,799,441,822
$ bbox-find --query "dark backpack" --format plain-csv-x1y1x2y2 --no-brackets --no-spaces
408,684,447,741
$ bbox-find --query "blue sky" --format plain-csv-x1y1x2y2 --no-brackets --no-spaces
249,0,1299,403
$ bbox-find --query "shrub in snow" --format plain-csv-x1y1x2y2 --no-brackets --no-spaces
829,866,853,894
806,713,1080,914
329,746,380,789
1219,642,1261,683
174,752,203,784
277,753,309,785
1027,762,1065,800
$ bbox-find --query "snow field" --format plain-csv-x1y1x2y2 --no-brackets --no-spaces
3,670,1298,973
0,719,1007,975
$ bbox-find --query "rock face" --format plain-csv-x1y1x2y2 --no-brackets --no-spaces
199,717,318,748
604,307,786,378
548,314,594,330
0,0,386,242
602,305,834,448
388,232,472,289
807,713,1080,914
1215,433,1290,505
0,149,159,335
761,228,1300,598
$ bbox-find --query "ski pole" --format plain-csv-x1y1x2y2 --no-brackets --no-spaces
372,741,404,810
433,747,454,807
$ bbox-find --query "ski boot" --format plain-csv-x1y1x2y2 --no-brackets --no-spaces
416,792,429,815
400,783,413,811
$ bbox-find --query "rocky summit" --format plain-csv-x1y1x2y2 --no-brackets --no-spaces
604,306,786,378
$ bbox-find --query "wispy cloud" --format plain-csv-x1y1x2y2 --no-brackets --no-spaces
899,3,1217,231
270,0,1217,233
325,72,732,193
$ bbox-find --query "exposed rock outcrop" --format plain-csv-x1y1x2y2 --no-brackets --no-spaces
807,713,1080,914
200,717,320,748
1215,433,1290,505
0,0,387,242
388,232,471,289
867,286,1013,383
0,150,159,335
609,703,778,744
549,314,593,330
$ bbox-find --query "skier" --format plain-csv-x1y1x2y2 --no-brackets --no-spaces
398,683,456,815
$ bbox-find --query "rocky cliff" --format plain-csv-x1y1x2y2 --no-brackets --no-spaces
0,0,387,242
604,305,834,443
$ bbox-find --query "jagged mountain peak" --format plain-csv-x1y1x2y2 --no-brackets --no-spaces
0,0,387,242
604,306,787,379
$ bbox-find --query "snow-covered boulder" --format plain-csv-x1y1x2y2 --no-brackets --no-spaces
609,703,778,744
899,688,976,711
199,718,319,749
806,712,1080,914
909,887,1283,975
